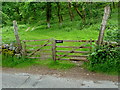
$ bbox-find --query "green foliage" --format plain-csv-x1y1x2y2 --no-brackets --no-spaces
85,45,120,74
105,18,119,42
104,8,119,43
2,55,33,67
2,2,118,26
105,29,119,42
2,49,15,56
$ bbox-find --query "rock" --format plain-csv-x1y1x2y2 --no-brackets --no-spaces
87,74,89,75
3,44,9,49
15,54,21,58
9,43,16,51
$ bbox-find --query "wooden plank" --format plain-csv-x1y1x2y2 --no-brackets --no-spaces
56,50,89,53
23,39,97,42
56,55,88,57
56,58,88,62
26,44,52,47
28,57,51,59
26,49,51,52
23,39,50,42
23,40,97,43
52,38,56,61
62,40,96,42
27,53,52,56
56,46,91,48
103,41,118,45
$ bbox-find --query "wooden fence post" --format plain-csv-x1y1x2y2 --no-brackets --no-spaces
52,38,56,61
90,38,92,53
13,20,22,54
97,6,110,45
22,41,26,57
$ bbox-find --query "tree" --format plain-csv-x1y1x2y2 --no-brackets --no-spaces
72,2,86,24
56,2,63,26
68,2,74,21
46,2,52,28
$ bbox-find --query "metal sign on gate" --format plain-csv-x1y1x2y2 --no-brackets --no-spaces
55,40,63,43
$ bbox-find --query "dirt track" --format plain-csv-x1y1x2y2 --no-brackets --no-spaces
2,65,118,82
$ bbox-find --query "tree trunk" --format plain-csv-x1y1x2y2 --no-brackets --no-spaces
97,6,110,45
89,2,93,23
46,2,52,28
68,2,74,21
112,2,116,8
82,5,86,24
73,3,86,24
56,2,63,26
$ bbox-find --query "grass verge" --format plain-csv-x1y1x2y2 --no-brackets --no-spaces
2,55,76,70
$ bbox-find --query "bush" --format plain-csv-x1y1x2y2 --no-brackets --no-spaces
85,44,120,74
105,29,119,42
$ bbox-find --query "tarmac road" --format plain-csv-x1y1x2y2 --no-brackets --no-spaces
1,72,119,88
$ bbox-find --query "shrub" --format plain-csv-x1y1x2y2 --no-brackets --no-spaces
2,49,15,56
105,29,119,42
85,44,120,74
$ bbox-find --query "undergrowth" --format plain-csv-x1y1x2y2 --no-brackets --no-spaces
84,45,120,75
2,55,34,68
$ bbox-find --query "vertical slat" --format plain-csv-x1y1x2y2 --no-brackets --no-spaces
52,38,56,61
22,41,26,57
90,38,92,53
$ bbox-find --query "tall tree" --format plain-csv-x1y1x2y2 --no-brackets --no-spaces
68,2,74,21
56,2,63,26
46,2,52,28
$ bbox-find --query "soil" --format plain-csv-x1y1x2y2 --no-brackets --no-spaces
2,64,118,82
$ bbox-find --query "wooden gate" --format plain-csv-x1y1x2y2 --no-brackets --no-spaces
22,39,96,62
53,39,96,62
22,39,53,59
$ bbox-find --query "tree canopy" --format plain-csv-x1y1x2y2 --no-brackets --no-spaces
2,2,118,27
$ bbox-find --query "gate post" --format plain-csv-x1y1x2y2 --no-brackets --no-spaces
97,6,110,45
90,38,92,53
13,20,22,54
52,38,56,61
22,41,26,57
